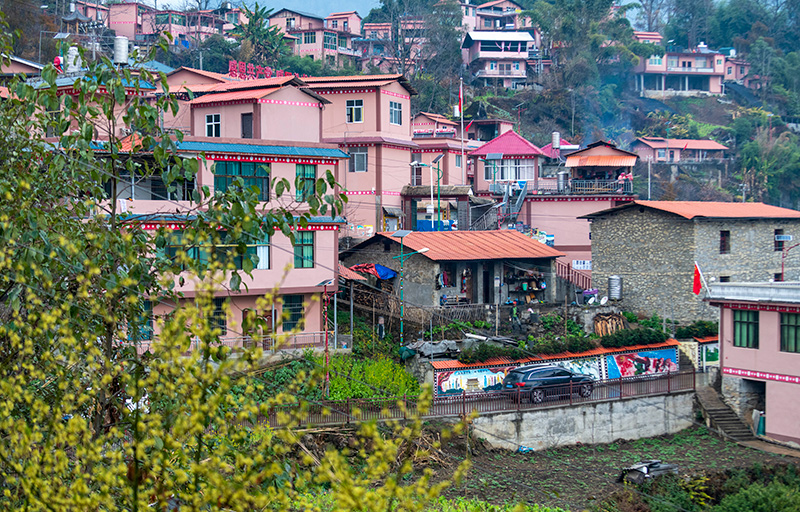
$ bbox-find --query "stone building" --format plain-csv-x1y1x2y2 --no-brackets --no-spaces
580,201,800,322
339,230,563,307
707,282,800,445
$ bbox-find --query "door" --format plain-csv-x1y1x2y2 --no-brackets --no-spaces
241,113,253,139
483,266,491,304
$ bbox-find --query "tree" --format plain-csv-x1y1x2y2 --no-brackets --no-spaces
749,37,777,101
0,25,467,509
664,0,714,48
633,0,669,33
230,2,288,68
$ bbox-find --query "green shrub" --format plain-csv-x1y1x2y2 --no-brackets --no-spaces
325,355,420,400
540,314,584,336
458,343,526,364
676,320,719,339
600,328,668,348
622,311,638,323
712,481,800,512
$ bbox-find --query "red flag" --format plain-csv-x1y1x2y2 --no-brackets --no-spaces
458,81,463,117
683,141,689,150
465,120,474,132
693,262,703,295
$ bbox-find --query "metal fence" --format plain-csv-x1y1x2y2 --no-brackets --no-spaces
248,369,695,428
127,331,330,356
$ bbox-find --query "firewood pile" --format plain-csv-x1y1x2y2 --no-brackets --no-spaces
593,312,626,337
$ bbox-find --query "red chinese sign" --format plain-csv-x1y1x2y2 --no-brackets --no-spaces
227,60,308,80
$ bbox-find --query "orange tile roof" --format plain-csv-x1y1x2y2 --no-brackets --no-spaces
303,74,417,95
581,200,800,220
206,76,300,92
636,137,728,151
378,230,564,261
693,335,719,343
418,112,457,126
168,67,236,82
303,74,403,83
339,263,366,281
0,86,8,99
189,88,279,105
565,155,638,167
429,339,680,370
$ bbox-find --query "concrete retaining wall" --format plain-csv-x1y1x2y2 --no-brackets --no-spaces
472,391,694,451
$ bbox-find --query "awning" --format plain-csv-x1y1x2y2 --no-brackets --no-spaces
383,206,405,218
566,155,637,167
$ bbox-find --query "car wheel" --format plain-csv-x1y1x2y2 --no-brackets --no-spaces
531,388,544,403
579,383,593,397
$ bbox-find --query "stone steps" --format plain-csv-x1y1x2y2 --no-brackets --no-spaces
697,391,757,442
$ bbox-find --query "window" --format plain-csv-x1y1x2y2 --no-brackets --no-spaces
338,35,347,47
411,163,422,185
727,66,732,75
128,300,153,341
303,32,316,44
781,313,800,353
349,148,367,172
155,13,169,24
331,20,338,28
514,61,520,71
456,154,462,168
216,231,270,270
211,298,227,335
241,113,253,139
172,14,186,25
483,18,492,28
648,55,662,65
740,66,745,74
733,310,758,349
294,231,314,268
282,295,305,331
369,30,377,38
346,99,363,123
775,273,784,282
668,57,678,68
205,113,220,137
295,164,316,201
716,58,723,65
775,229,785,251
720,230,730,254
719,276,731,283
389,101,402,125
489,61,497,70
343,20,349,31
213,161,270,201
286,17,295,28
323,31,337,49
657,149,666,159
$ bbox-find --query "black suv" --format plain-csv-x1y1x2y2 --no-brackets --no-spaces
501,365,594,403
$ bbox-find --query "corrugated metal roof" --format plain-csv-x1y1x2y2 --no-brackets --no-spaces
303,74,417,95
339,263,367,281
378,230,564,261
581,200,800,220
428,339,679,370
469,130,544,157
206,76,299,92
565,155,638,167
464,31,534,42
175,140,349,159
189,88,278,105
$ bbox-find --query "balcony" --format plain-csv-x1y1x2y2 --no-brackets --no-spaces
338,46,359,56
475,69,526,78
126,331,333,356
485,179,634,196
665,66,717,73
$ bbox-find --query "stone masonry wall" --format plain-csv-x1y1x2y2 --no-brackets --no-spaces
472,391,694,451
590,207,696,322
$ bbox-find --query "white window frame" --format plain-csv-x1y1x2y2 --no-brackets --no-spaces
657,149,666,159
455,154,462,168
389,101,402,125
349,148,368,172
346,99,363,123
205,113,220,137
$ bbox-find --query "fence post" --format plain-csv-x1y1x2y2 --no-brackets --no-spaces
462,390,466,418
692,366,696,391
619,377,623,400
403,394,407,420
667,370,671,394
346,398,350,425
516,388,520,411
569,380,573,406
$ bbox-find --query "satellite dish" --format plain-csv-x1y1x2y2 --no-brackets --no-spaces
588,297,596,305
600,296,608,305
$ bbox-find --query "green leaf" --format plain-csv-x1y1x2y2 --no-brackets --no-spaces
230,273,242,291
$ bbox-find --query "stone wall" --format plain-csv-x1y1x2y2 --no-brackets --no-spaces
721,375,765,417
590,208,800,323
590,207,697,322
472,391,694,451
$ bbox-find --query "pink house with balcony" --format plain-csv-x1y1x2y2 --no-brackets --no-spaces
474,0,532,31
708,282,800,445
462,31,535,88
269,9,361,68
633,33,727,97
630,137,729,163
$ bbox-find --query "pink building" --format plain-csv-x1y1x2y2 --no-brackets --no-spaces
160,67,238,134
302,74,418,237
470,136,635,264
461,31,535,88
355,20,427,74
708,282,800,445
630,137,729,163
269,9,361,68
474,0,532,31
0,56,43,79
104,2,233,47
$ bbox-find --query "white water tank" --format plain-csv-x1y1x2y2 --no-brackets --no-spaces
552,131,561,149
609,275,623,300
113,36,129,65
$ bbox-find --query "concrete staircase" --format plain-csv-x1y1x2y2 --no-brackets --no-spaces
696,386,756,442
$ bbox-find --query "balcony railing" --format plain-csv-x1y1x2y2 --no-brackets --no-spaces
665,66,717,73
125,331,333,356
338,46,359,56
474,69,526,78
486,179,634,196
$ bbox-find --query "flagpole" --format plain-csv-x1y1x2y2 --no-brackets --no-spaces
694,261,709,291
460,77,465,185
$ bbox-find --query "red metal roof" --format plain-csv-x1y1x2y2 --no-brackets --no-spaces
167,67,236,83
582,200,800,220
636,137,728,151
418,112,457,126
566,155,638,167
207,76,299,92
377,230,564,261
339,263,366,281
189,88,280,105
429,339,680,370
469,130,544,158
539,140,573,158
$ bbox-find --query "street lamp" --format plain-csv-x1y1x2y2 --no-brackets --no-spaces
391,229,429,346
409,153,444,230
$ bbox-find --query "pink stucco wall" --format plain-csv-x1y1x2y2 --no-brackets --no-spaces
719,306,800,443
109,2,144,39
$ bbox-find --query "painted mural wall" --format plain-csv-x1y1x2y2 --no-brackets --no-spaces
605,348,679,379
